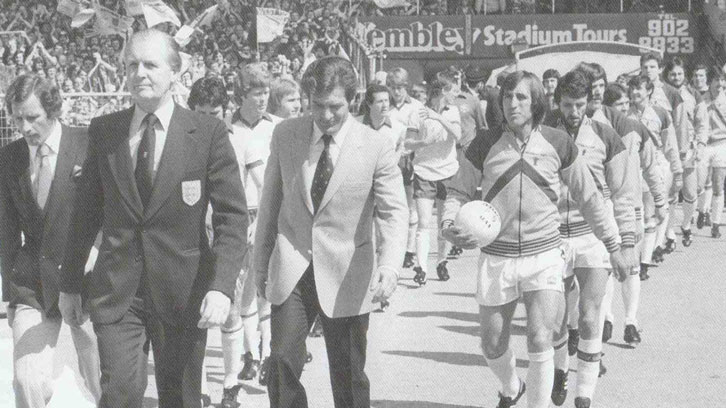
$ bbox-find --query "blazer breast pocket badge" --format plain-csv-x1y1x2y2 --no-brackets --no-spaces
182,180,202,206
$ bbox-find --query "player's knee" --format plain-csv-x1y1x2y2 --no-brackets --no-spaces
578,306,601,334
527,327,554,352
480,331,508,359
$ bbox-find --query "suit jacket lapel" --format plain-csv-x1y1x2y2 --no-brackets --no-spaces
144,105,194,221
316,119,363,215
13,142,42,223
106,107,144,219
296,117,314,215
42,125,74,225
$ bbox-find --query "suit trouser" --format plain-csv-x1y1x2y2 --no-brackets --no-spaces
268,264,370,408
9,304,100,408
93,297,207,408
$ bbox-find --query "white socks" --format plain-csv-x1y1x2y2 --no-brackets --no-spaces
242,313,261,361
622,273,641,326
681,200,696,230
416,228,431,272
553,335,569,372
711,194,724,225
485,348,520,398
221,321,245,388
259,312,271,359
601,276,615,324
699,187,713,213
576,338,602,400
526,349,555,408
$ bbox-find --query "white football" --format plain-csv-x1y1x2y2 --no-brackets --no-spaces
455,200,501,247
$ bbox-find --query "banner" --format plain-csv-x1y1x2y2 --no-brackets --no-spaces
70,7,96,28
125,0,144,16
372,0,409,9
361,13,696,60
256,7,290,43
190,4,218,28
142,0,181,27
174,4,218,46
57,0,83,17
94,3,134,35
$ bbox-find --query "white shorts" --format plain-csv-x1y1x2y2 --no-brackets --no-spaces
476,247,566,306
701,141,726,169
561,234,611,278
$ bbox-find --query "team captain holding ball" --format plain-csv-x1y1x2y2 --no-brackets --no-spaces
440,71,634,408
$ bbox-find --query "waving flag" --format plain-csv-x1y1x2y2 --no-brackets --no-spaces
256,7,290,43
57,0,83,17
70,7,96,28
174,4,218,46
94,3,134,35
372,0,410,8
141,0,181,27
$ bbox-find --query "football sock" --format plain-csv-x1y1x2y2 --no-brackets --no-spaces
241,312,260,361
527,348,555,408
485,348,520,398
622,273,640,326
576,338,602,400
222,319,245,388
711,194,724,225
416,228,431,273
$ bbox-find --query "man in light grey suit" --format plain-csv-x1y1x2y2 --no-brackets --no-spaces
253,56,408,408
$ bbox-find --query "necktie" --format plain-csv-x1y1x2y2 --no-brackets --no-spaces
34,143,52,210
311,134,333,214
136,113,157,207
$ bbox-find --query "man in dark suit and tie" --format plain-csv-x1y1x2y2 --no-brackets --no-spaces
0,74,101,408
253,56,408,408
58,29,248,408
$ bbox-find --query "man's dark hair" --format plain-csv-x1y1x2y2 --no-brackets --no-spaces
542,69,560,81
359,83,392,117
301,56,358,102
574,62,608,85
554,70,591,104
663,56,687,78
627,74,654,93
498,71,548,127
603,83,628,107
640,52,662,68
188,76,230,111
5,73,63,119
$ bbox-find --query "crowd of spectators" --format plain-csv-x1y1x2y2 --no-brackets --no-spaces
0,0,695,128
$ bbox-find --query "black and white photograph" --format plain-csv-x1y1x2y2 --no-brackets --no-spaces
0,0,724,407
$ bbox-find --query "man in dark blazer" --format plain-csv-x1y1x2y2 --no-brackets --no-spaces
0,74,101,407
58,29,248,408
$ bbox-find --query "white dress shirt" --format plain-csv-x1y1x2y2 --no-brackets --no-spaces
304,113,354,195
28,120,62,187
128,97,175,173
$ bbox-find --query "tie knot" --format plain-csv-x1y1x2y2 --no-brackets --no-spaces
37,143,50,158
143,113,158,129
322,134,332,146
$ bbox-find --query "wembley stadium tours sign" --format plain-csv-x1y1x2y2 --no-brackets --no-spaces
361,13,696,59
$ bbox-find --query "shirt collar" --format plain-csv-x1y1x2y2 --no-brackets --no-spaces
231,109,272,129
131,97,175,135
313,113,354,147
29,120,62,157
362,113,392,130
392,95,412,110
